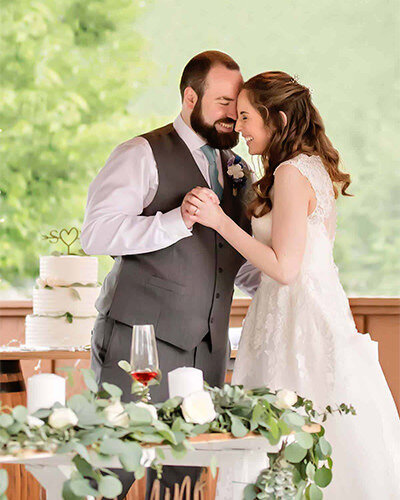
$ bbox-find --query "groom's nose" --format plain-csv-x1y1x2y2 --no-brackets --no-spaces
226,102,238,122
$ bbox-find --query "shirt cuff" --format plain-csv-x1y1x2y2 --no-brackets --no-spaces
160,206,193,239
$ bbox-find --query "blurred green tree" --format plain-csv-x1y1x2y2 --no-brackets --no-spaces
0,0,153,291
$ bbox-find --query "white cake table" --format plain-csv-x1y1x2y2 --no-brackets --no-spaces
0,433,281,500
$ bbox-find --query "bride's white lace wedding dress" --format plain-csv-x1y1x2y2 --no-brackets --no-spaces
232,153,400,498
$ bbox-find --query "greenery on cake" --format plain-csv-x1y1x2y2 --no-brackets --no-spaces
0,363,355,499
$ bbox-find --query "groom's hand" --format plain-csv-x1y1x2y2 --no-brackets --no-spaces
181,187,219,229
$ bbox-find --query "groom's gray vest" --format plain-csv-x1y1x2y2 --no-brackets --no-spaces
95,123,251,352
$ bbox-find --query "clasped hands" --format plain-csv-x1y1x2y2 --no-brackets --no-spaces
181,187,225,231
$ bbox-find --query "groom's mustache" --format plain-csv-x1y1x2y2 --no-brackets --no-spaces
215,118,236,126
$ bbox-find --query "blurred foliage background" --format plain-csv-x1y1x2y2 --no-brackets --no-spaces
1,0,399,297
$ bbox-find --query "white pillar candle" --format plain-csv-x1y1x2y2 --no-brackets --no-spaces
27,373,66,415
168,367,204,399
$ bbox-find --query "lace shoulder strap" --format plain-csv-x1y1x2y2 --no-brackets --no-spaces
274,154,334,222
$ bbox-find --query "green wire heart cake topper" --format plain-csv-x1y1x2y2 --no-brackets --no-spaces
41,227,85,256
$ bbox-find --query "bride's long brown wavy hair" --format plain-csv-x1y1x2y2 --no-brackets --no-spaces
244,71,352,218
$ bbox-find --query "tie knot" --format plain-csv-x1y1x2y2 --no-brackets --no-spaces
200,144,217,165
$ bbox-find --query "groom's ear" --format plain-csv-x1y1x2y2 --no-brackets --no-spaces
183,87,198,110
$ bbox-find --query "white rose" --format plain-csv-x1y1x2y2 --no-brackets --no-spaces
27,415,44,428
104,399,130,428
181,391,217,425
135,402,158,421
275,389,298,409
36,278,46,288
48,407,78,429
227,164,245,179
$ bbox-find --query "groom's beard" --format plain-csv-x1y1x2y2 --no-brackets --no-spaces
190,99,239,150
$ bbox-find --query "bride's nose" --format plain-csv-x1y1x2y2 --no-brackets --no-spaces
235,121,242,133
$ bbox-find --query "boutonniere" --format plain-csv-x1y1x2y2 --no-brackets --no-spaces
227,154,252,196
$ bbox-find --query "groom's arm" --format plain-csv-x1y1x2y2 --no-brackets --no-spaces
81,137,192,255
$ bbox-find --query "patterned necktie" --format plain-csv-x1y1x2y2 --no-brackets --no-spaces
200,144,224,200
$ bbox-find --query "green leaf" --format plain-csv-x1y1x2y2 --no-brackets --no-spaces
230,415,248,437
156,447,166,460
284,442,307,463
0,470,8,495
118,442,142,472
135,465,145,480
314,466,332,487
295,431,314,449
124,403,153,425
210,455,217,478
285,412,305,427
118,360,132,373
243,483,257,500
72,455,98,480
70,478,98,496
81,369,98,393
170,443,187,459
99,438,126,455
0,414,13,428
71,442,90,462
307,483,323,500
305,462,315,480
102,382,123,398
12,405,28,423
319,437,332,457
62,479,85,500
98,475,123,498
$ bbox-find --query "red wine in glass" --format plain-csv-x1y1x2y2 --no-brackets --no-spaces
130,325,160,399
131,370,160,386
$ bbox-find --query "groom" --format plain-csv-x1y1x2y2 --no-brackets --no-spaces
81,50,260,499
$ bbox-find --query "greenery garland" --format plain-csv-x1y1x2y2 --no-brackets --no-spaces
0,363,355,500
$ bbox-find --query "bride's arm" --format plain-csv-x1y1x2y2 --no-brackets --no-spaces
188,165,313,285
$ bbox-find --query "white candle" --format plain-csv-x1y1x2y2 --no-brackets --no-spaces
27,373,66,415
168,367,204,399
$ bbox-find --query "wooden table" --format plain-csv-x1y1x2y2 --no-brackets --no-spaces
0,433,280,500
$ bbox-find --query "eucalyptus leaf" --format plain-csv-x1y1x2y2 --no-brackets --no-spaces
118,360,132,373
70,478,98,496
0,414,13,428
284,442,308,463
98,475,123,498
230,415,248,437
99,438,126,455
308,483,323,500
295,431,314,449
102,382,123,398
0,470,8,495
12,405,28,423
319,437,332,456
118,442,142,471
314,466,332,487
81,369,98,393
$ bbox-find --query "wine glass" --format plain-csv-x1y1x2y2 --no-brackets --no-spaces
130,325,161,401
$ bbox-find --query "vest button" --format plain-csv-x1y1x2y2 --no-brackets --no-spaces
218,242,223,248
216,293,220,299
210,318,214,324
218,267,223,273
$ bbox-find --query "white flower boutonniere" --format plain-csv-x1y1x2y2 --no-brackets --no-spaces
226,154,251,196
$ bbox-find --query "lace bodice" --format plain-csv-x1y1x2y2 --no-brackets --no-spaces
251,154,338,280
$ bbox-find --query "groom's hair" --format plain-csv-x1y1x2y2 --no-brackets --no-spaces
180,51,240,100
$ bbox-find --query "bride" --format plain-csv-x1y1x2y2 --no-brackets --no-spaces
185,71,400,498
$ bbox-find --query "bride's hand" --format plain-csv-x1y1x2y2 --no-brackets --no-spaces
184,187,227,231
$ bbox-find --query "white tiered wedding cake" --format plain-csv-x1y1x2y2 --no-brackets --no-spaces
25,255,100,348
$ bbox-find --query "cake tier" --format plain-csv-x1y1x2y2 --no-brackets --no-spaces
40,255,98,286
25,315,95,348
33,286,100,316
